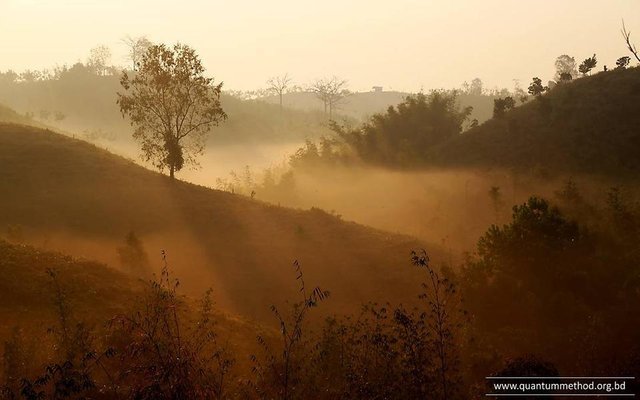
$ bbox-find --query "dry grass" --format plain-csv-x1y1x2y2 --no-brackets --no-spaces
0,123,432,321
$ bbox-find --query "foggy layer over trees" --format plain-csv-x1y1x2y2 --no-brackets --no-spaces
1,13,640,400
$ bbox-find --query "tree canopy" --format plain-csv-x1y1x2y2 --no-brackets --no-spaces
117,43,226,178
578,54,597,75
332,91,472,166
527,77,546,96
554,54,577,81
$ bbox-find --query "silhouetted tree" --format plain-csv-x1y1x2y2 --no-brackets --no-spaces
112,252,234,399
0,70,18,84
616,56,631,70
459,197,626,367
493,97,515,118
19,70,41,83
87,45,112,76
121,35,153,71
488,186,503,222
554,55,577,81
38,109,50,121
117,231,150,277
468,78,484,95
117,43,227,179
621,20,640,63
527,77,546,96
249,260,329,400
332,91,472,166
310,77,349,119
54,111,66,122
266,73,292,110
411,250,464,400
579,54,597,76
558,72,573,82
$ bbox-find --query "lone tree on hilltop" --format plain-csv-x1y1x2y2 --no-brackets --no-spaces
616,56,631,70
117,43,226,179
579,54,597,76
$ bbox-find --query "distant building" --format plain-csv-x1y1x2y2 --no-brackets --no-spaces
372,86,383,93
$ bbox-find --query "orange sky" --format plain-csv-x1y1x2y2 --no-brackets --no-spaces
1,0,639,92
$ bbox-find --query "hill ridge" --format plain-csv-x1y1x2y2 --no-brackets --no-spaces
428,67,640,177
0,122,430,321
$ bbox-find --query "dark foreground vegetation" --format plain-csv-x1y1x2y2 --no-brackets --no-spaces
1,180,639,399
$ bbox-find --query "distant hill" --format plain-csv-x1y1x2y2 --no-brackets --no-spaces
429,68,640,177
0,123,433,321
0,71,333,145
0,103,37,125
0,69,498,148
261,90,498,125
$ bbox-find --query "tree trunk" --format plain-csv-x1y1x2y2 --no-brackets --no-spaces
169,164,175,179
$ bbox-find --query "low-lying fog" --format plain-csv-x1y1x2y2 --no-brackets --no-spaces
84,134,617,273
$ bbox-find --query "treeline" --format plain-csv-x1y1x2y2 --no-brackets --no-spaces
215,61,640,200
2,183,639,399
0,62,334,146
214,90,475,197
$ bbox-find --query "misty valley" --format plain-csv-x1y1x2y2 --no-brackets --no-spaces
0,3,640,399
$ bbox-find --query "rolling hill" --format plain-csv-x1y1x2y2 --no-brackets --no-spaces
0,123,432,321
0,239,139,323
0,239,268,371
429,67,640,177
0,103,38,126
0,71,334,145
262,90,498,125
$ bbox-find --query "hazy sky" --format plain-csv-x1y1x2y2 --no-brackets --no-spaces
1,0,639,92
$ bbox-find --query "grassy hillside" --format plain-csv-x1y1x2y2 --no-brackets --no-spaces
430,67,640,177
0,123,431,321
0,239,142,348
0,240,138,319
0,239,266,374
0,103,37,125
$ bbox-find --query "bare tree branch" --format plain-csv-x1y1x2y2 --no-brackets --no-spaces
622,20,640,63
266,73,292,109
